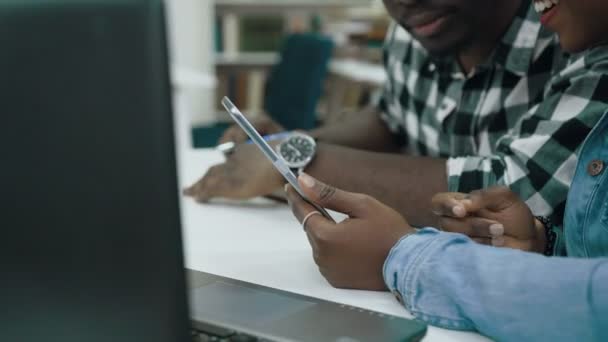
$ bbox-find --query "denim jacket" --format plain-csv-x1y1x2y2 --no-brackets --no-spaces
383,112,608,341
562,111,608,257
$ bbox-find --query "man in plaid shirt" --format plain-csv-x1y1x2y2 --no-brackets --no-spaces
186,0,607,226
377,2,608,224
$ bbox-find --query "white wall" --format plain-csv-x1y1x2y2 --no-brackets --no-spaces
166,0,216,126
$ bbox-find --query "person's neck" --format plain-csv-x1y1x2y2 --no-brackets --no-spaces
457,0,523,74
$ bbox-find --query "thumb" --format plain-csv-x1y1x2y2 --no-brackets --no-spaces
431,192,470,218
298,173,370,217
466,186,519,213
218,124,247,144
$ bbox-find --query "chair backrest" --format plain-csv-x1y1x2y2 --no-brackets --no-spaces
264,33,334,130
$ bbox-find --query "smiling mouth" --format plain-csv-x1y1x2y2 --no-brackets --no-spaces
533,0,559,14
410,14,450,38
533,0,559,24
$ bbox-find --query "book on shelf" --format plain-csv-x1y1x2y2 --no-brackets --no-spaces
216,71,267,118
239,16,284,52
215,16,223,52
215,72,247,110
215,13,285,116
215,14,284,53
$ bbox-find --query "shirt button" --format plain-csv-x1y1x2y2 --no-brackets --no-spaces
587,160,604,176
391,290,404,305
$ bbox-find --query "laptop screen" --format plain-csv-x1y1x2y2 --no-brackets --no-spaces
0,1,189,341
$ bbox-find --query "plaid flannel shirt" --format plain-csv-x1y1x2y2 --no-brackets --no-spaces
377,3,608,223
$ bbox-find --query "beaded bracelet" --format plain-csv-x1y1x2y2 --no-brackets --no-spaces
535,216,555,256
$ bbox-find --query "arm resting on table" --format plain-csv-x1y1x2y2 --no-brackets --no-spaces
384,228,608,341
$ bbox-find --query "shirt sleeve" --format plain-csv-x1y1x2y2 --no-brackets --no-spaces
447,63,608,222
383,228,608,341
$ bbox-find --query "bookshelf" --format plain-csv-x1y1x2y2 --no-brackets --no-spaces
215,0,373,13
215,52,279,68
211,0,385,122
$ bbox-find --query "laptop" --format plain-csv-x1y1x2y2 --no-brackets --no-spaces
0,1,427,341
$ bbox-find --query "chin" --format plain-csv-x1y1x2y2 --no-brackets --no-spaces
416,37,465,57
408,26,470,57
558,39,589,54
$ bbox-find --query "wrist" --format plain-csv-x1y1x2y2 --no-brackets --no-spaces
534,218,547,254
534,216,556,256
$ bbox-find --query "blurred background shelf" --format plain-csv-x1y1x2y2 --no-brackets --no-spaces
174,0,389,148
215,0,375,13
215,52,279,68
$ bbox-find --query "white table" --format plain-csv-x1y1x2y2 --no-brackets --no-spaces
328,58,386,86
176,148,490,342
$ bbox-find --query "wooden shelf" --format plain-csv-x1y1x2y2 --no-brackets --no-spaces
215,52,279,67
216,0,372,7
215,0,373,14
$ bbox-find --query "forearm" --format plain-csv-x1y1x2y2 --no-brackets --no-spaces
306,143,447,226
384,229,608,341
308,107,401,153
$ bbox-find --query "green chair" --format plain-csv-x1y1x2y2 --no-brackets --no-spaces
263,33,334,131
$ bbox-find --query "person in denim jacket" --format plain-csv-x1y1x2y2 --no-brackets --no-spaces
284,1,608,339
425,111,608,339
432,111,608,259
285,113,608,340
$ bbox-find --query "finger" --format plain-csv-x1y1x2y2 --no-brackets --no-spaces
182,172,211,198
257,117,284,135
438,216,503,237
500,236,536,251
218,125,247,144
297,173,373,217
437,216,471,234
466,186,520,212
190,164,236,202
286,184,318,223
182,181,198,196
491,236,506,247
471,236,506,247
285,184,334,231
305,228,320,253
471,237,492,245
217,127,236,144
286,184,338,252
431,192,470,218
470,217,504,237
